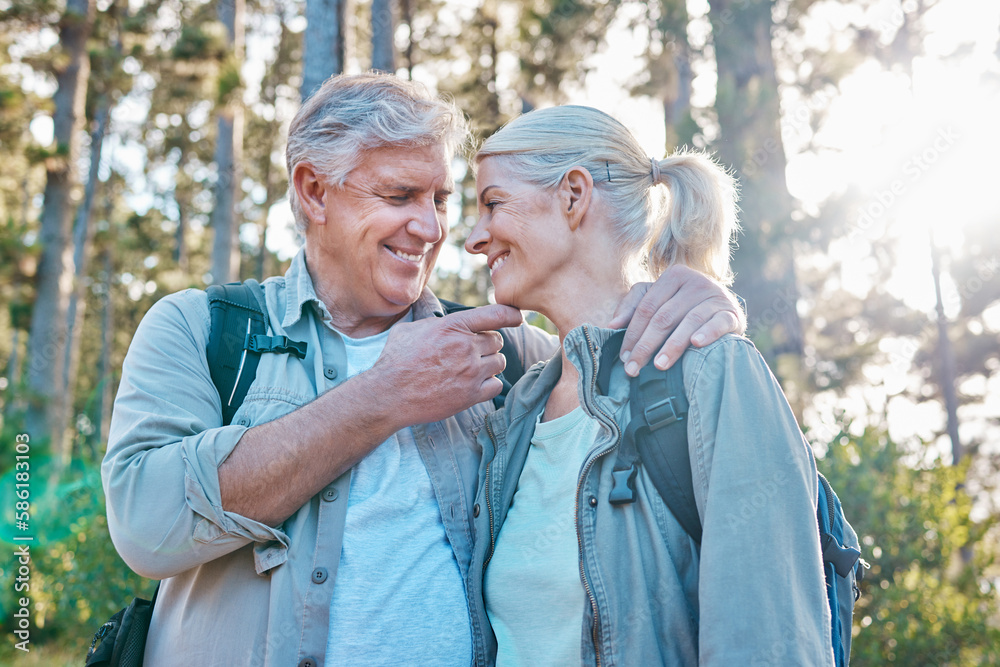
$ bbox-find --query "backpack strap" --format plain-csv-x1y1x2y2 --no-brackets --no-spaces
438,299,524,409
817,473,862,578
599,332,703,544
206,280,307,426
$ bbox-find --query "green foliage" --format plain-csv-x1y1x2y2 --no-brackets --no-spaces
0,457,154,642
216,58,242,105
172,22,230,61
819,427,1000,666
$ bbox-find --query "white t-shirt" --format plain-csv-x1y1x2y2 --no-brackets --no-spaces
325,313,472,665
485,407,601,666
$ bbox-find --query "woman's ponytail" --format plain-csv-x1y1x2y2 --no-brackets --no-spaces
647,150,739,285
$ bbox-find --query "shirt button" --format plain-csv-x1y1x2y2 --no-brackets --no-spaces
589,496,598,507
311,567,328,584
473,503,480,518
298,658,317,667
324,367,337,380
237,418,249,426
322,487,339,502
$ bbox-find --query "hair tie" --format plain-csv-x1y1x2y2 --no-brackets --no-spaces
650,158,661,185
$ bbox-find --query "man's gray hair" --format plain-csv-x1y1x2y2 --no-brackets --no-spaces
286,72,470,234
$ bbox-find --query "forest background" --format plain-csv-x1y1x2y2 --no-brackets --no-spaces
0,0,998,663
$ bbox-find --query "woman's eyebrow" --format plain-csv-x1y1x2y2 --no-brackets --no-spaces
478,185,500,204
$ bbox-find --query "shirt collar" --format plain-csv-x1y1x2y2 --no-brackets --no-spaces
281,248,321,329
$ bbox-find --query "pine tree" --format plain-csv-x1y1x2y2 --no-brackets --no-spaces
24,0,96,457
208,0,246,284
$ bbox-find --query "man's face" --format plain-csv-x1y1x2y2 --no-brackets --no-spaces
306,144,452,326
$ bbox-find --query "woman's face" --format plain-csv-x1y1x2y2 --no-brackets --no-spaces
466,157,570,311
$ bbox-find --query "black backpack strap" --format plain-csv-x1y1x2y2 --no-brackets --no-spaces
601,332,703,544
207,280,308,426
438,298,524,409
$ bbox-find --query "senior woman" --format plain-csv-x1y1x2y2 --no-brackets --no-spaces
464,106,834,666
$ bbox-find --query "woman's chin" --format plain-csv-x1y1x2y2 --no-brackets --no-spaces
492,287,523,310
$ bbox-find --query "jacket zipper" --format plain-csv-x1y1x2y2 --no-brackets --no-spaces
575,326,621,667
484,418,498,569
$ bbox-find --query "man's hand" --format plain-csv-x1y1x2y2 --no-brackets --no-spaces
220,303,523,526
608,264,745,376
373,304,524,427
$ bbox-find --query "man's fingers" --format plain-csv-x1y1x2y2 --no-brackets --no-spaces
623,303,704,374
608,282,650,329
690,310,741,347
624,302,738,375
446,304,523,333
479,375,505,401
619,279,689,360
476,330,504,356
485,350,507,376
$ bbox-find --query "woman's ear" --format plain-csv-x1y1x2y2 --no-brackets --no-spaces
293,162,327,229
560,166,594,231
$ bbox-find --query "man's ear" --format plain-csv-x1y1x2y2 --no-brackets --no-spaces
560,166,593,231
293,162,327,228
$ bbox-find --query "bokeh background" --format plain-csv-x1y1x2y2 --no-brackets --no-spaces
1,0,998,663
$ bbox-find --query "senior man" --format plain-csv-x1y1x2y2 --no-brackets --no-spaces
103,73,745,666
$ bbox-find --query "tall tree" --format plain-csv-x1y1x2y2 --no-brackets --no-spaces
208,0,245,284
515,0,621,104
629,0,697,150
302,0,345,100
244,1,297,281
707,0,804,402
63,0,128,457
371,0,397,72
24,0,96,456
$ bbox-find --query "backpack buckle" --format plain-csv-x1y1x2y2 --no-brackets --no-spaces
609,465,638,504
245,334,308,359
644,396,683,431
821,531,862,577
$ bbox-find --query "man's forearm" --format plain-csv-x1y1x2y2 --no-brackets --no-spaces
218,371,405,526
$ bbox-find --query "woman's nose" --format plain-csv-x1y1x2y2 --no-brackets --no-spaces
465,217,491,255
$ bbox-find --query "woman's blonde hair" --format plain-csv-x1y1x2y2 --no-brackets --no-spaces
475,106,739,285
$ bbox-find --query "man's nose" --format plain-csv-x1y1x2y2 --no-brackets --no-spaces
407,199,444,244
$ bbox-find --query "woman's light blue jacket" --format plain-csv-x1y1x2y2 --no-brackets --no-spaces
468,327,835,667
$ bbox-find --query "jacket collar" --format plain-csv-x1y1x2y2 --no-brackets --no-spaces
496,324,630,433
562,324,630,404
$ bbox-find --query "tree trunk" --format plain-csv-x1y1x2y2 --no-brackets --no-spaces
4,328,21,412
302,0,345,101
657,0,695,149
175,186,190,272
371,0,396,73
25,0,95,455
708,0,804,401
400,0,414,78
209,0,245,285
930,229,962,464
63,101,109,446
93,246,114,449
173,141,190,272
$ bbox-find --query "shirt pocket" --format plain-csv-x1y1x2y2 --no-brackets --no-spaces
228,351,318,427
